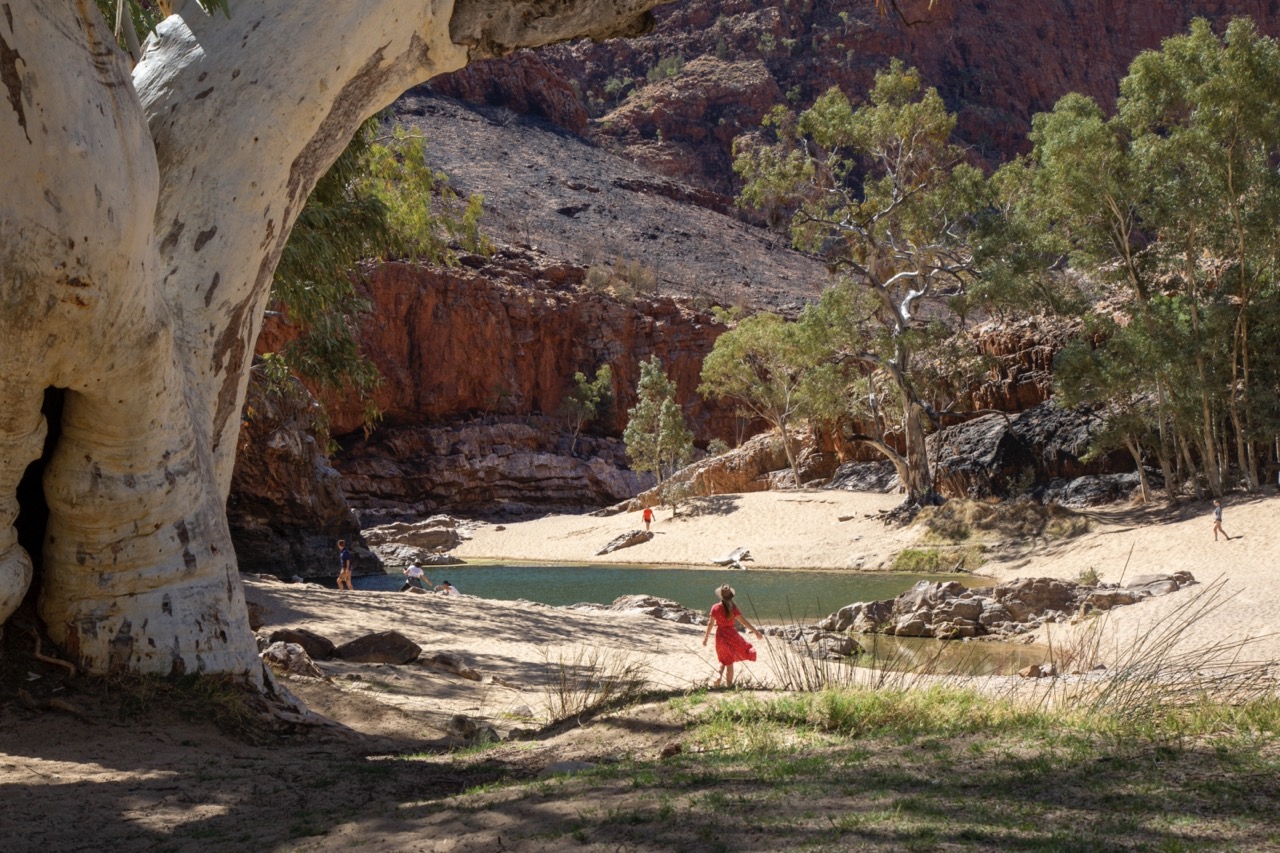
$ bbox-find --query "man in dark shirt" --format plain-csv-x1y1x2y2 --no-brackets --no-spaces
336,539,353,590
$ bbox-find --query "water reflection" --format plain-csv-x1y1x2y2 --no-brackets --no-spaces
350,562,969,625
855,633,1049,677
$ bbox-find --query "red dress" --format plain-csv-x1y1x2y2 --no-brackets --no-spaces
710,602,757,666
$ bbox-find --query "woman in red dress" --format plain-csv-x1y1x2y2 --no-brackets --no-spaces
701,584,763,688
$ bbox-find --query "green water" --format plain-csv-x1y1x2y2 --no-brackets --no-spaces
354,563,971,624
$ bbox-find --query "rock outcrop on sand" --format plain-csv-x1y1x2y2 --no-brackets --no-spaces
363,515,465,549
762,625,862,660
571,594,707,625
596,531,656,556
819,572,1198,641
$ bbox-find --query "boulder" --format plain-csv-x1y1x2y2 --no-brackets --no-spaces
421,653,483,682
333,631,422,665
573,594,707,625
1018,663,1058,679
597,530,654,555
268,627,336,661
261,642,325,679
447,714,499,744
363,516,464,552
992,577,1079,622
820,573,1196,641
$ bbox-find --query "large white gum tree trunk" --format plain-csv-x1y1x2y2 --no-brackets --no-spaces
1,0,665,680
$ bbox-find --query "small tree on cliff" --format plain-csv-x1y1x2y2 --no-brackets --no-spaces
733,61,986,504
269,119,491,427
560,364,614,454
624,357,694,489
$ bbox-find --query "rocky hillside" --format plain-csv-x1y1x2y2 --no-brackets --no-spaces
387,89,829,313
432,0,1280,195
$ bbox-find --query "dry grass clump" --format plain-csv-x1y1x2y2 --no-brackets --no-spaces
916,497,1089,543
539,646,649,725
1043,576,1278,730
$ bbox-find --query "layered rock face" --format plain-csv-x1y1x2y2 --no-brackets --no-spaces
262,256,737,441
227,371,362,578
338,418,651,523
252,253,764,524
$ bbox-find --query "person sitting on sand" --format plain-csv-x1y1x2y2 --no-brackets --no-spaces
1213,499,1230,541
400,564,430,593
701,584,762,688
436,580,461,596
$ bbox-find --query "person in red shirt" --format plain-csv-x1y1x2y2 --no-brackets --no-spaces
642,506,654,531
702,584,763,688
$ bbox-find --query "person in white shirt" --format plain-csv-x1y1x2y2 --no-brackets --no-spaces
436,580,460,596
400,564,430,592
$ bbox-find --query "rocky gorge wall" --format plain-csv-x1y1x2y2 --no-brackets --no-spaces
259,253,740,441
249,251,761,538
431,0,1280,195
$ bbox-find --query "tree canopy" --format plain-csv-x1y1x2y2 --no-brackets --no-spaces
1008,17,1280,498
733,61,987,503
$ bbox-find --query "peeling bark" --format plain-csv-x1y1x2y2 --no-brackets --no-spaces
1,0,669,679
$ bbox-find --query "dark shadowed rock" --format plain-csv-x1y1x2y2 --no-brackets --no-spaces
827,460,900,494
268,627,336,661
929,403,1131,499
334,631,422,665
227,369,363,578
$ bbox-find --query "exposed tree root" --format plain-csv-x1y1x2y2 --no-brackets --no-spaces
29,629,77,677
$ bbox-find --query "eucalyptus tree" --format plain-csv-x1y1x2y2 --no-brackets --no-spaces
1,0,668,682
1017,17,1280,496
733,61,987,503
270,119,490,420
699,312,824,486
1119,17,1280,491
560,365,614,455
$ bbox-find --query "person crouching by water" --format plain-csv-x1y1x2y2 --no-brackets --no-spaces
400,564,430,593
702,584,763,688
436,580,460,596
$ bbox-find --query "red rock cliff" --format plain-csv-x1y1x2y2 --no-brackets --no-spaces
431,0,1280,191
258,251,744,443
